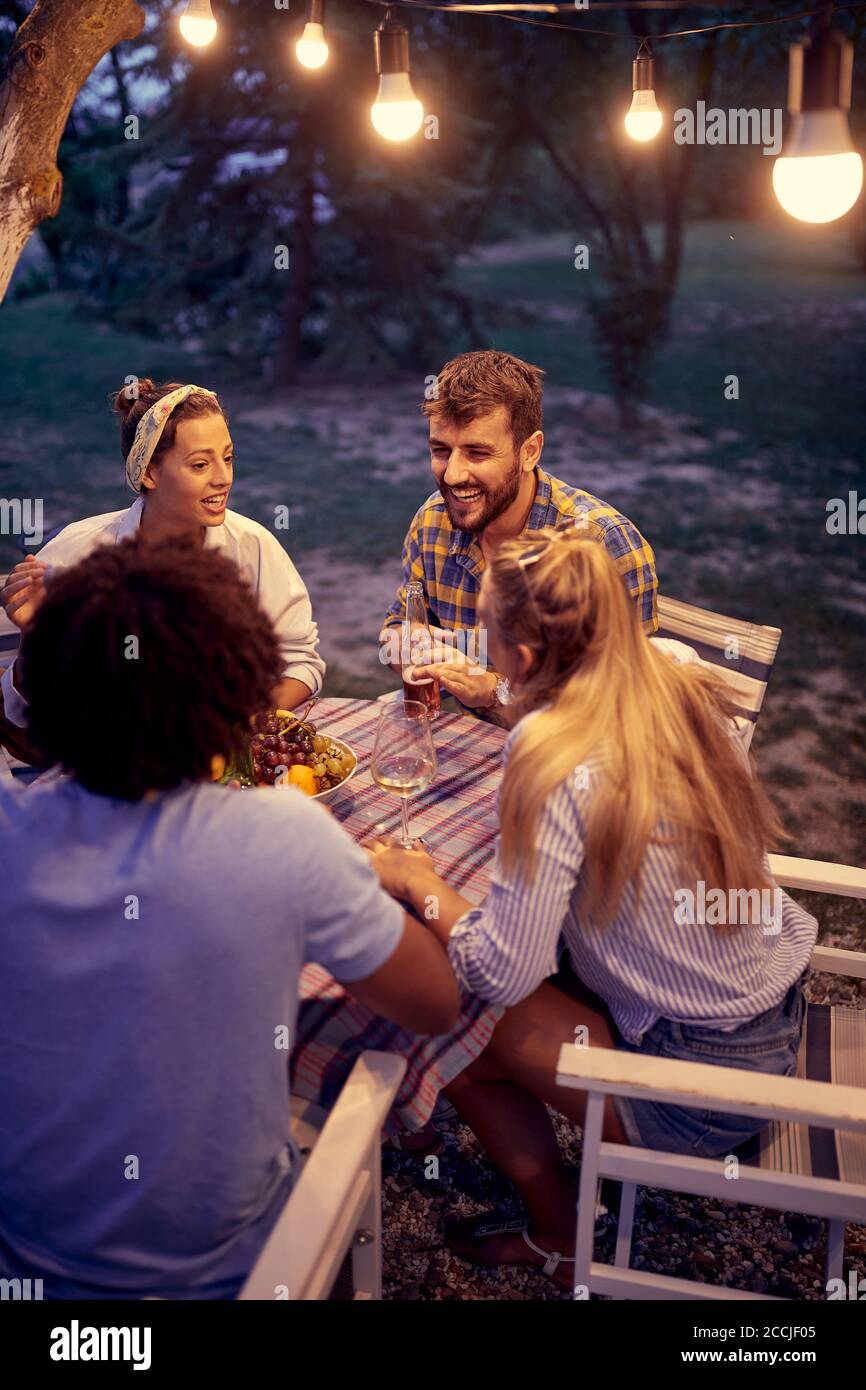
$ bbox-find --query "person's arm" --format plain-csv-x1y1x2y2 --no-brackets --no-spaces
409,652,501,715
2,557,49,631
365,777,585,1007
379,507,511,716
348,911,461,1035
270,676,314,712
0,660,27,729
298,801,460,1035
364,840,471,949
380,513,428,678
2,547,63,726
604,519,658,635
255,532,326,699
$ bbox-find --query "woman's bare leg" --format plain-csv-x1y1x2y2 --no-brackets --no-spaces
445,1061,576,1251
482,979,628,1142
443,980,628,1274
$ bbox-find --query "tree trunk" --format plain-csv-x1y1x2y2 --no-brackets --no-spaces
0,0,143,303
277,168,315,385
110,46,132,226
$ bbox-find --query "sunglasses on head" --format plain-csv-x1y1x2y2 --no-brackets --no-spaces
513,520,588,619
513,538,552,624
517,540,551,571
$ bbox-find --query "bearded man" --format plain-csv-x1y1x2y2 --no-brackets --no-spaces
381,350,658,719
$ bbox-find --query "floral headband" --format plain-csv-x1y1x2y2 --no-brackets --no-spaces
125,384,218,494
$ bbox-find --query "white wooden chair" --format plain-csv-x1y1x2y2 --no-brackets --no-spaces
239,1051,406,1301
377,594,781,733
656,593,781,751
557,870,866,1300
556,592,866,1299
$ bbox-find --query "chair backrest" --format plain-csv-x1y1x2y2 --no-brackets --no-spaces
0,583,782,740
656,594,781,748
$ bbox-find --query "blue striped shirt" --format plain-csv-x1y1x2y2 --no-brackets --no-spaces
447,655,818,1044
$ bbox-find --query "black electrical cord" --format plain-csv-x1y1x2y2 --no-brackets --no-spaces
359,0,865,44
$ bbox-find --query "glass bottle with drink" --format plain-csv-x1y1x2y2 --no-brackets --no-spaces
402,581,441,719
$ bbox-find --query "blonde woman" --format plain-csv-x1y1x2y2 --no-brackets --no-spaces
367,528,817,1287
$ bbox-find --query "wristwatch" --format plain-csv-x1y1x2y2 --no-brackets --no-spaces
492,675,512,707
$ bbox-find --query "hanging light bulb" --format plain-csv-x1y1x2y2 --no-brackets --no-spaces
773,16,862,224
296,0,329,70
179,0,217,48
625,43,663,142
371,10,424,142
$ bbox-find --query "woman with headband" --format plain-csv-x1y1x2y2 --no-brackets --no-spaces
1,379,324,733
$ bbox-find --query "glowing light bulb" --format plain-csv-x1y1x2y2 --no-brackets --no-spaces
296,22,329,70
179,0,217,48
371,11,423,142
773,111,863,224
371,72,424,141
625,48,662,143
625,90,663,143
773,26,863,224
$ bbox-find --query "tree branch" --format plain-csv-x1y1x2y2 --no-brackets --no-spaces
0,0,144,301
660,29,719,285
518,99,620,260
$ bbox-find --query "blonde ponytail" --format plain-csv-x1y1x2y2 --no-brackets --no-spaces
492,529,784,925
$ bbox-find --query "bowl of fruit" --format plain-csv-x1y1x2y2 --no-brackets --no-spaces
237,709,357,798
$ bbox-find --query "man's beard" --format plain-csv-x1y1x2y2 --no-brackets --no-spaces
441,454,523,534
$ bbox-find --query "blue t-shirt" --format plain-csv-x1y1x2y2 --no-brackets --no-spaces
0,777,404,1299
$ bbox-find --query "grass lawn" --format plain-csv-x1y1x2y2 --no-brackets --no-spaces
458,217,866,866
2,216,865,1304
1,216,865,867
458,217,865,455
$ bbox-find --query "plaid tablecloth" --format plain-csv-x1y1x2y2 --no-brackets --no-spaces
292,696,510,1135
307,696,508,899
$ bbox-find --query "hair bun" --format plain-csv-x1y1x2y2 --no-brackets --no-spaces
112,377,156,416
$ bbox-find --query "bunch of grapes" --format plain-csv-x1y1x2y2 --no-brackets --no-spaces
250,714,317,787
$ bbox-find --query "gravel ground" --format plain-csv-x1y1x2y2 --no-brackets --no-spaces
381,921,866,1302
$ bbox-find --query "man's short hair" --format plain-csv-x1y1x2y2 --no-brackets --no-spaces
21,536,283,800
422,350,545,449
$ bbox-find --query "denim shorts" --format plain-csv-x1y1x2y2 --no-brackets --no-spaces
613,980,806,1159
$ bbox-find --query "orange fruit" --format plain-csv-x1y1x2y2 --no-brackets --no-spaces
288,764,318,796
211,754,226,781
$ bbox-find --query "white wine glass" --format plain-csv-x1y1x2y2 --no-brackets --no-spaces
370,700,437,849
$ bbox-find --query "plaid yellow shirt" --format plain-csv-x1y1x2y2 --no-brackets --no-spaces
382,468,658,643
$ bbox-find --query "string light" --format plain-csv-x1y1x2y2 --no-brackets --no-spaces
179,0,217,48
171,0,862,218
296,0,330,70
371,9,424,141
624,41,662,142
773,9,862,223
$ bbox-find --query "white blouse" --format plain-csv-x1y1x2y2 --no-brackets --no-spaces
1,499,325,725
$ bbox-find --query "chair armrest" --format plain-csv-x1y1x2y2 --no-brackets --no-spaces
769,853,866,899
556,1043,866,1134
810,945,866,980
239,1051,406,1300
766,855,866,977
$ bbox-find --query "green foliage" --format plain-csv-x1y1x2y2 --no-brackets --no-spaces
11,1,510,376
4,2,865,409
